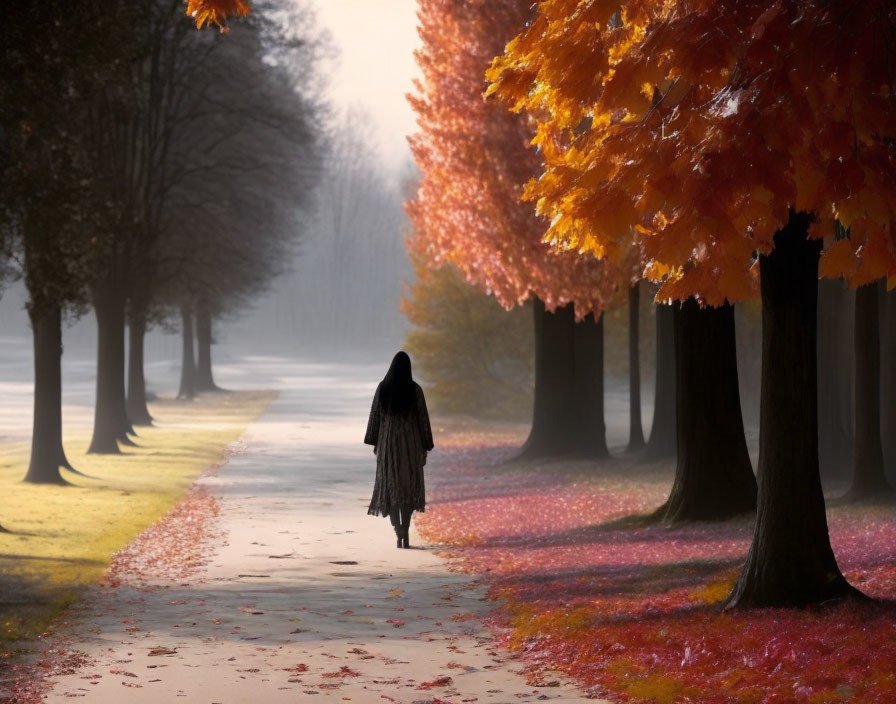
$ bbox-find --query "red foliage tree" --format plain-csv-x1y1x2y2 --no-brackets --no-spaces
407,0,633,459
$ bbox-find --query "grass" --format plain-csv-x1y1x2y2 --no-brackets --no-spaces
0,390,276,651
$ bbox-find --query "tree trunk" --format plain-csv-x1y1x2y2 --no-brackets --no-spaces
653,300,756,522
627,283,645,452
517,299,607,460
727,212,858,608
88,287,135,454
178,306,197,400
817,278,854,480
846,280,891,498
24,304,70,484
883,289,896,478
570,312,609,458
195,304,220,392
126,311,153,426
644,302,676,459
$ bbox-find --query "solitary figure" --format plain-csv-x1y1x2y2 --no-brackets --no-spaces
364,351,434,548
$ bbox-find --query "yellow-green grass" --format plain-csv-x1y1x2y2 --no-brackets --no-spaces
0,390,276,651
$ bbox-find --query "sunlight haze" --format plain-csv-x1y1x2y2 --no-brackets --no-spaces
307,0,420,168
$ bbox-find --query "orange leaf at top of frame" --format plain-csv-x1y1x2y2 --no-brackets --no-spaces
186,0,249,31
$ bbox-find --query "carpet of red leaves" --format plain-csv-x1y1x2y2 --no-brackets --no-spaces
416,430,896,704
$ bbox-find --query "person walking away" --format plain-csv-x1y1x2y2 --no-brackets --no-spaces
364,351,434,548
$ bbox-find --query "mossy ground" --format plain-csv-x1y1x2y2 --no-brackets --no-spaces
0,390,276,652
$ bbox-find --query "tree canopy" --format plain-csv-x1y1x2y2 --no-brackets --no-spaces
488,0,896,305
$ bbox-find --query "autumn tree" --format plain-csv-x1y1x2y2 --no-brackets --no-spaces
490,0,896,605
495,4,759,521
408,0,630,461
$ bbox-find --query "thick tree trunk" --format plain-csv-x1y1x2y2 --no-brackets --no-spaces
883,289,896,478
88,288,134,454
653,300,756,522
817,278,854,479
126,311,153,426
846,281,892,498
24,304,70,484
195,304,220,392
178,306,197,400
517,299,607,460
644,302,676,459
627,283,645,452
727,212,858,608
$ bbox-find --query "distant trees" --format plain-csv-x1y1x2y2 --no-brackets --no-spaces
260,111,410,358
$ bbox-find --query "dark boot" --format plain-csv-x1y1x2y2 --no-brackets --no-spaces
401,508,413,549
390,508,402,548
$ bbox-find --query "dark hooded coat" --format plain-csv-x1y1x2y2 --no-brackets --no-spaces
364,377,434,517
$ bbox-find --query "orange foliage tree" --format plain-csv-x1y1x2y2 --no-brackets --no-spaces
407,0,633,459
490,0,896,606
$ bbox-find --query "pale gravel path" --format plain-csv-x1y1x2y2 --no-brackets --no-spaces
40,362,601,703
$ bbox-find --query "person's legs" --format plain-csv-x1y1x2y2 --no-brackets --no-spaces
400,506,413,548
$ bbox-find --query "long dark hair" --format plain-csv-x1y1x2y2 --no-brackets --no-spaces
380,351,416,415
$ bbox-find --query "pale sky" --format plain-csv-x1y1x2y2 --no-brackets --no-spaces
307,0,421,169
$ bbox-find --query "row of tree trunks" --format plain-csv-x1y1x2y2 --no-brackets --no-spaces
25,296,219,476
652,300,756,523
727,213,857,608
517,299,608,461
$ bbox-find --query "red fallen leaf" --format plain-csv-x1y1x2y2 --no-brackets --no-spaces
322,665,361,678
284,663,309,673
385,619,405,628
418,676,453,689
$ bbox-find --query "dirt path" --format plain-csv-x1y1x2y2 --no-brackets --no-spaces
39,364,599,703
